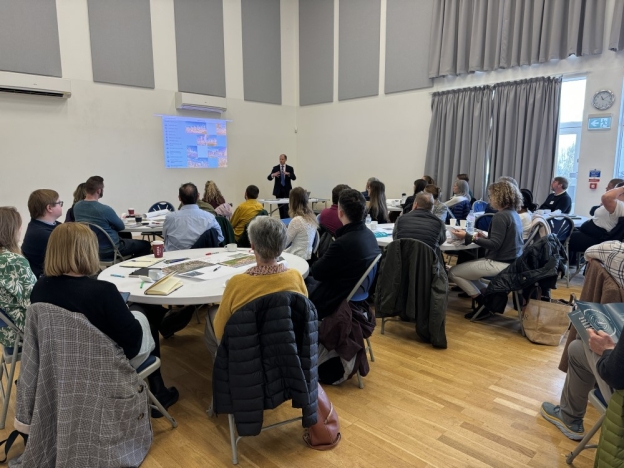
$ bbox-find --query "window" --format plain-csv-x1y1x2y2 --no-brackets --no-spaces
615,80,624,179
555,77,587,213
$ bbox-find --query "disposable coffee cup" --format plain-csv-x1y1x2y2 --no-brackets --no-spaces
459,220,467,228
151,240,164,258
226,243,237,252
370,221,378,230
128,208,135,216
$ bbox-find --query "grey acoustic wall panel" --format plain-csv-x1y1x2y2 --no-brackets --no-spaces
338,0,380,101
385,0,433,94
87,0,155,89
174,0,226,97
241,0,282,105
299,0,334,106
0,0,62,77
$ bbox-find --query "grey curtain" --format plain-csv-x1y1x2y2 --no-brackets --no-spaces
610,0,624,51
429,0,606,78
489,77,562,204
424,87,492,201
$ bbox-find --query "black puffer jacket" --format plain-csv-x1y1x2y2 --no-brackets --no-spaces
483,234,567,312
212,292,318,436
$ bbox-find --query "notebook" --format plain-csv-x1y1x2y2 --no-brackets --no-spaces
120,258,164,268
144,273,183,296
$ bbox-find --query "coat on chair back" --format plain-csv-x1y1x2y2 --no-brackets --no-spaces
212,292,319,436
374,239,448,348
11,303,152,468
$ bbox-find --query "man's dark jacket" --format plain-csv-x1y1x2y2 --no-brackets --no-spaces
483,234,567,312
212,292,318,436
375,239,448,348
267,164,296,197
309,221,380,319
22,219,61,278
394,209,446,250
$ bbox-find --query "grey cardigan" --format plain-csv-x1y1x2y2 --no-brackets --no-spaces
467,208,523,263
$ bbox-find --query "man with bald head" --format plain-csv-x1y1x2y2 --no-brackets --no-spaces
393,192,446,250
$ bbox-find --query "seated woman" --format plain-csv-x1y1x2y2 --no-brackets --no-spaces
205,216,308,357
64,182,86,223
30,224,175,417
519,189,537,240
422,175,435,185
570,182,624,254
284,187,318,260
403,179,427,215
448,182,524,318
203,180,232,219
367,180,389,224
445,180,471,208
425,184,452,223
0,207,37,348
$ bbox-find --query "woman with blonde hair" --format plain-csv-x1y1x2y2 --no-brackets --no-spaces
367,180,389,224
202,180,232,219
448,182,523,318
285,187,318,260
0,207,37,348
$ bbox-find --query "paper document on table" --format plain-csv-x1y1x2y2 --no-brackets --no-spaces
161,260,214,275
119,258,164,268
219,254,257,268
178,265,237,281
146,210,170,219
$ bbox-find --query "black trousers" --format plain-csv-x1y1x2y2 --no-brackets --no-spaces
569,220,608,253
275,186,290,219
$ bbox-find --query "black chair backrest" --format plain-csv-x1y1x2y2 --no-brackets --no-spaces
475,213,494,231
215,215,236,246
149,201,175,212
191,228,221,249
237,210,269,248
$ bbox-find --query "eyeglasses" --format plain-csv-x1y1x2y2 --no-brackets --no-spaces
51,201,64,207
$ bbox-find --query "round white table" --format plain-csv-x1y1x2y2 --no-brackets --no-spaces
98,248,309,306
373,223,481,252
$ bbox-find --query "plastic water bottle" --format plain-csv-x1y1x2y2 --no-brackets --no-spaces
400,193,407,204
365,214,372,227
466,210,475,235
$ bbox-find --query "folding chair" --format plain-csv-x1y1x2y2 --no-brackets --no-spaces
136,356,178,429
475,212,494,232
80,222,131,269
143,201,175,241
546,215,574,286
472,200,488,212
345,253,382,389
0,309,22,429
566,388,607,464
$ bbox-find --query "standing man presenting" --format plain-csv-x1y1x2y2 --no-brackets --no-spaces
268,154,296,219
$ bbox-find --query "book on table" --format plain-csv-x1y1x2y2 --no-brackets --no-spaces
569,301,624,345
144,273,183,296
119,258,163,268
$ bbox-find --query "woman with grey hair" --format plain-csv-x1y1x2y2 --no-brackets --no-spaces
205,216,308,357
444,179,471,208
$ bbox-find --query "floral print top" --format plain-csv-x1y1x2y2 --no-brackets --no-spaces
0,250,36,347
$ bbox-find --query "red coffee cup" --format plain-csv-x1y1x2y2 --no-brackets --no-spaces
151,240,164,258
128,208,135,216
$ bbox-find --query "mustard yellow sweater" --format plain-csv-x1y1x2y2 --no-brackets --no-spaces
230,199,264,240
213,269,308,340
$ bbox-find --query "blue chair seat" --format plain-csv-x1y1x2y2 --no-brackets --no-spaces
136,355,157,374
3,346,21,356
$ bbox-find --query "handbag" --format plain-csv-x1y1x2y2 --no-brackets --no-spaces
303,384,341,450
521,287,574,346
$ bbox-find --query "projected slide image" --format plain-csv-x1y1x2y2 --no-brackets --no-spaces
162,116,228,169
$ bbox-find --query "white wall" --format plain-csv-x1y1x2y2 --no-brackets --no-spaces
297,0,624,217
0,0,298,232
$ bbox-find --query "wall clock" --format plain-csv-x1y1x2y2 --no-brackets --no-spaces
592,90,615,111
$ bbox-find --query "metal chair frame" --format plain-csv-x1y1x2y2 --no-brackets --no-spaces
0,309,23,429
137,357,178,429
545,215,575,287
80,222,132,268
566,389,607,464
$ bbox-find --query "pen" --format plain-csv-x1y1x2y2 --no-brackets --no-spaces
140,281,145,289
111,274,125,278
205,252,213,256
213,266,221,272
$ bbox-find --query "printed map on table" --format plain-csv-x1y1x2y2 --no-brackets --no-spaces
162,260,215,275
219,254,256,268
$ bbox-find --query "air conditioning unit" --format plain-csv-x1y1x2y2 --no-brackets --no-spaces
0,71,71,98
175,92,226,113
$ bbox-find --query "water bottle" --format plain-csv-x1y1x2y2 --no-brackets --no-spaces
365,214,372,227
466,210,475,235
400,193,407,204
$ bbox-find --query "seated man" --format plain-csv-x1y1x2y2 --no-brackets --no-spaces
393,192,446,251
319,184,350,236
585,241,624,288
205,216,307,357
230,185,263,241
163,182,223,251
74,176,151,259
590,178,624,216
540,177,572,214
22,189,63,278
306,189,380,319
541,331,624,440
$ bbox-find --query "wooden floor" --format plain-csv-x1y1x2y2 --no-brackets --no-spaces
1,276,598,467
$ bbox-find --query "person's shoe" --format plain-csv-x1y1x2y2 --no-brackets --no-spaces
464,309,490,321
151,386,179,418
540,402,584,440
